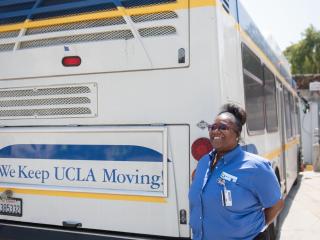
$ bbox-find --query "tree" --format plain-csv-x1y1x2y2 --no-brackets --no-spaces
284,25,320,74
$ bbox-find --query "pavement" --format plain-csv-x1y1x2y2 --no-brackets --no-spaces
277,171,320,240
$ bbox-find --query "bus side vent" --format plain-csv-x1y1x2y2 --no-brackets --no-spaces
0,83,97,120
0,108,91,117
20,31,134,49
0,0,181,52
121,0,177,8
221,0,230,13
0,97,90,107
26,18,127,35
0,31,20,39
0,86,90,97
131,11,178,23
138,26,176,38
0,43,14,52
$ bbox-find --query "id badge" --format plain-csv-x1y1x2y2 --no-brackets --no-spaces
224,189,232,206
221,186,232,207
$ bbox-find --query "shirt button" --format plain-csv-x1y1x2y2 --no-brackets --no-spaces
200,217,202,219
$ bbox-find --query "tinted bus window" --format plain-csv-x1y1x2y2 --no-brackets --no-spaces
242,44,263,80
290,95,296,136
242,44,264,133
284,89,292,139
264,66,278,132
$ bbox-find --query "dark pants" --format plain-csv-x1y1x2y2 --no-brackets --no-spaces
253,230,270,240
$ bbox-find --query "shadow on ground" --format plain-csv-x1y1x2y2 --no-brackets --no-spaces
275,173,303,240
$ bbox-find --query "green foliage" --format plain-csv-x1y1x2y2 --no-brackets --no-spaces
284,25,320,74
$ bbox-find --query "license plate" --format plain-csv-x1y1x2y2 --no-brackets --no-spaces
0,198,22,217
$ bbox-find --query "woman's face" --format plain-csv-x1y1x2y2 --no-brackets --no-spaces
209,113,239,153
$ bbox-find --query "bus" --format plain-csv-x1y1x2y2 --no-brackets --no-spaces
0,0,302,239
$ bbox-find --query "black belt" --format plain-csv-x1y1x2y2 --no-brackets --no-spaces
253,229,269,240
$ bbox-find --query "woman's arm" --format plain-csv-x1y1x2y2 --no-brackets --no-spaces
264,198,285,225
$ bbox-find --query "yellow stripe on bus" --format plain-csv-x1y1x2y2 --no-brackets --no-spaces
0,187,167,203
0,0,216,33
263,137,300,160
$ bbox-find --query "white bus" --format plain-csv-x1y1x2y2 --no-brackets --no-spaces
0,0,302,239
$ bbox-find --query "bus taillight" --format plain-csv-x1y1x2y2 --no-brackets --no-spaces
62,56,81,67
191,137,213,161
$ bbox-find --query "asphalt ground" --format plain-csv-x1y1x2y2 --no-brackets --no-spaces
276,171,320,240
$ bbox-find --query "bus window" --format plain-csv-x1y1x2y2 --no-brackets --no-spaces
284,89,293,139
290,95,297,136
295,100,301,135
242,44,264,134
242,44,263,79
263,66,278,132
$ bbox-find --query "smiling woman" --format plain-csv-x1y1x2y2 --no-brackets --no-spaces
189,103,284,240
208,105,246,156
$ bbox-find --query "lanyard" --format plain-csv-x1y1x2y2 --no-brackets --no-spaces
201,153,218,190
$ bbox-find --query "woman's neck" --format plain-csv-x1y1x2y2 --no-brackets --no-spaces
216,145,238,159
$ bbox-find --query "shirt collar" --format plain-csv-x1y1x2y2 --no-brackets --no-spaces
210,145,242,165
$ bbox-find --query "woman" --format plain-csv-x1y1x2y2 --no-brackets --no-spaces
189,103,284,240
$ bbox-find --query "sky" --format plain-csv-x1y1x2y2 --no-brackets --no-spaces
240,0,320,51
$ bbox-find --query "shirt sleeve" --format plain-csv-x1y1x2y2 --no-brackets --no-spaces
252,160,282,208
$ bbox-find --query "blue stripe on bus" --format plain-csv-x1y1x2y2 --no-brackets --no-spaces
0,144,163,162
0,0,176,20
0,0,116,19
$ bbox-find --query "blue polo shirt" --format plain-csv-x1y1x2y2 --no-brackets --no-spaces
189,145,281,240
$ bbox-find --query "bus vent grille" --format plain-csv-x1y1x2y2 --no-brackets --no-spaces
20,30,134,49
138,26,176,38
0,0,179,51
0,97,90,107
121,0,176,8
0,108,91,117
0,86,90,97
0,43,14,52
0,31,20,39
26,18,126,35
0,84,97,120
131,11,178,23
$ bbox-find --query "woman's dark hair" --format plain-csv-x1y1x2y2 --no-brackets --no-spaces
218,103,246,135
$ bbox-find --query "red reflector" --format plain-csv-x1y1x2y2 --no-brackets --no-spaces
62,56,81,67
191,137,213,161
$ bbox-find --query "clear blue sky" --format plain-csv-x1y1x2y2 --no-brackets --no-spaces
241,0,320,51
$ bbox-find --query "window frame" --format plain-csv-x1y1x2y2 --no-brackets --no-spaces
283,88,293,140
241,43,265,136
263,65,278,133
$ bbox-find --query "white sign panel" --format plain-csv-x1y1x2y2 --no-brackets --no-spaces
0,126,167,197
